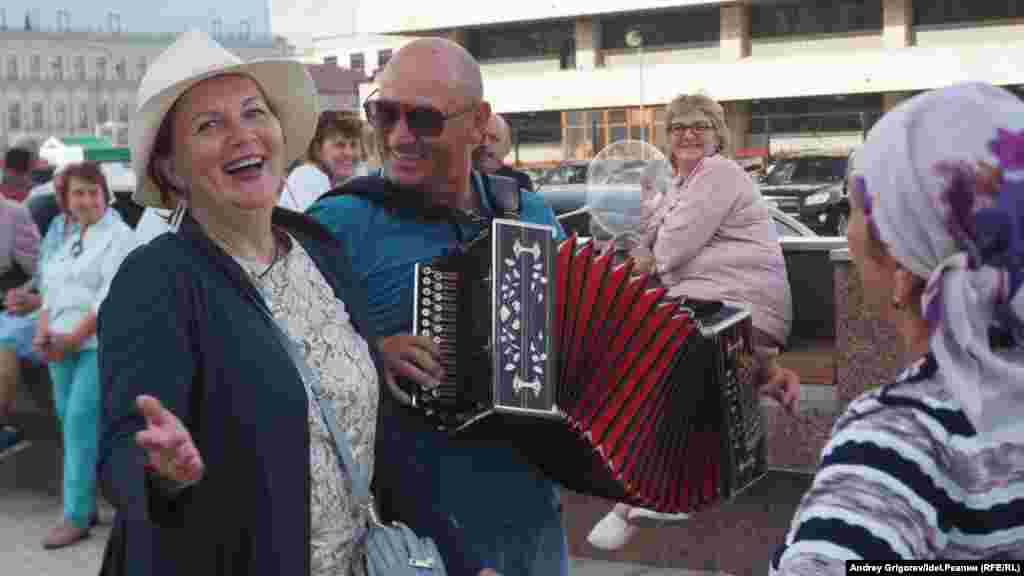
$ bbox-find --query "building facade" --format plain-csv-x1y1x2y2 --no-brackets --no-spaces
309,33,416,81
347,0,1024,167
0,28,290,149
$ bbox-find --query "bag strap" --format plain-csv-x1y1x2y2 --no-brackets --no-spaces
482,173,521,220
262,307,377,517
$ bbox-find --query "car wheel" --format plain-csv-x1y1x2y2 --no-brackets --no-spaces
835,212,850,236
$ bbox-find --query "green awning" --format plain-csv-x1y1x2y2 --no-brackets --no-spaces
83,147,131,163
59,136,115,150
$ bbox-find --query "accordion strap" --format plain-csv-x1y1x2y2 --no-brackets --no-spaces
482,173,521,220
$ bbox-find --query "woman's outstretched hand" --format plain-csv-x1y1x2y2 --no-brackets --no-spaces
135,395,204,486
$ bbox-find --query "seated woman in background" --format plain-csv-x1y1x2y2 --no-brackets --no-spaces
0,195,41,459
772,83,1024,573
588,93,801,551
33,161,134,549
282,110,365,211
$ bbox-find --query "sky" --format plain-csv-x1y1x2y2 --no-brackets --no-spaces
1,0,272,38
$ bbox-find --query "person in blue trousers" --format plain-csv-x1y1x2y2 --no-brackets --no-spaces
309,37,569,576
33,162,133,549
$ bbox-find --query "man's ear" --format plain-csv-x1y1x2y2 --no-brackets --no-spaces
474,101,493,145
892,266,926,312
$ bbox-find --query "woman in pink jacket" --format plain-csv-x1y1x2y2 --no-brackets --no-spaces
588,93,801,551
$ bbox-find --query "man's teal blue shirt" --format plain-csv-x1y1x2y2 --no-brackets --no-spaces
308,171,568,576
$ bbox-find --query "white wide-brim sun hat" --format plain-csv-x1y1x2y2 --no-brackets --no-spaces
131,28,319,209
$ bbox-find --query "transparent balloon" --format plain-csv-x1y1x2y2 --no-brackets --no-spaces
585,140,672,247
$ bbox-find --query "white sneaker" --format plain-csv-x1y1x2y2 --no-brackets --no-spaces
586,510,639,551
627,507,690,523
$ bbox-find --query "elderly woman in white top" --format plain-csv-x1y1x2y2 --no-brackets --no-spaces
32,161,134,549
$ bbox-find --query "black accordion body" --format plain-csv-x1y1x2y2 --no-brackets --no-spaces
412,219,766,513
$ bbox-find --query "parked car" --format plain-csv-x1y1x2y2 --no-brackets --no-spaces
540,181,818,241
760,154,851,236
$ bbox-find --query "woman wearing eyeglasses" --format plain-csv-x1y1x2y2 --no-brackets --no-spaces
31,161,133,549
587,93,801,551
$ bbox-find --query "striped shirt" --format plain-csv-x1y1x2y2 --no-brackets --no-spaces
771,354,1024,574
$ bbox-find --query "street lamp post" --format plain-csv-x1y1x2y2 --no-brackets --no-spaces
625,28,645,144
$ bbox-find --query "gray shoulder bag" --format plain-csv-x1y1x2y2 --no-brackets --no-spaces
265,310,447,576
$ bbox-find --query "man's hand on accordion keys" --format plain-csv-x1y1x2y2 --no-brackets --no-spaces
378,334,444,407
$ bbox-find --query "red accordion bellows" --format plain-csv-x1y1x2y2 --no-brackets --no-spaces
412,222,766,514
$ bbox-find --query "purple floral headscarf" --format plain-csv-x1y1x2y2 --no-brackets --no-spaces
852,83,1024,442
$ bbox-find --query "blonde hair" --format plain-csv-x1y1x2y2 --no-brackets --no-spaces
664,94,732,167
362,122,381,167
489,114,513,160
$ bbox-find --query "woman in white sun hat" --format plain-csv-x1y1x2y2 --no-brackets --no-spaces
97,29,385,576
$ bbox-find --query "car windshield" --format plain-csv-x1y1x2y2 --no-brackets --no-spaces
765,157,847,185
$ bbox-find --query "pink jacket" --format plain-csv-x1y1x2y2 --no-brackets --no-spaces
640,155,792,346
0,198,40,279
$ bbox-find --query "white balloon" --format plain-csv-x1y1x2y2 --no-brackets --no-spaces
585,140,672,242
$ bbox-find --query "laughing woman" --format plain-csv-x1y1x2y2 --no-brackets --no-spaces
98,30,383,576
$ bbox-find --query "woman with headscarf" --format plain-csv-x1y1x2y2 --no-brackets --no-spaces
772,83,1024,573
97,30,383,576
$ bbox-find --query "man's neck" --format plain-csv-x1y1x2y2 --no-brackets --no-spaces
432,171,479,213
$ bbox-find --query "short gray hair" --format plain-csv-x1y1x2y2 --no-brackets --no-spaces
664,93,732,158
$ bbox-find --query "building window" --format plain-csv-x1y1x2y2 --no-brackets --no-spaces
55,102,67,129
115,58,127,80
559,37,575,70
7,55,18,80
323,56,338,66
349,53,365,73
118,102,131,123
561,106,663,160
75,56,87,81
96,57,108,81
97,101,110,124
914,0,1023,26
750,93,883,134
32,102,44,130
377,49,392,68
51,56,64,81
506,111,562,145
602,6,720,50
8,102,21,131
78,104,90,130
137,57,147,80
29,54,41,80
468,20,574,62
751,0,883,38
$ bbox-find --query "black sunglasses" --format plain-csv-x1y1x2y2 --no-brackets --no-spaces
363,89,476,139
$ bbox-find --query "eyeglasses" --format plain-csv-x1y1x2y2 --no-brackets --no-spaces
70,238,84,258
669,122,713,136
363,89,476,139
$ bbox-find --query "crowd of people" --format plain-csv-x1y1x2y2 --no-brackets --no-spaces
0,25,1020,574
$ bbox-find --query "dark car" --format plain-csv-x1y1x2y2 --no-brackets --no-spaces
760,154,851,236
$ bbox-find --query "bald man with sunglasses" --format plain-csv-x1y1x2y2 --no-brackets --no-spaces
308,38,568,576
